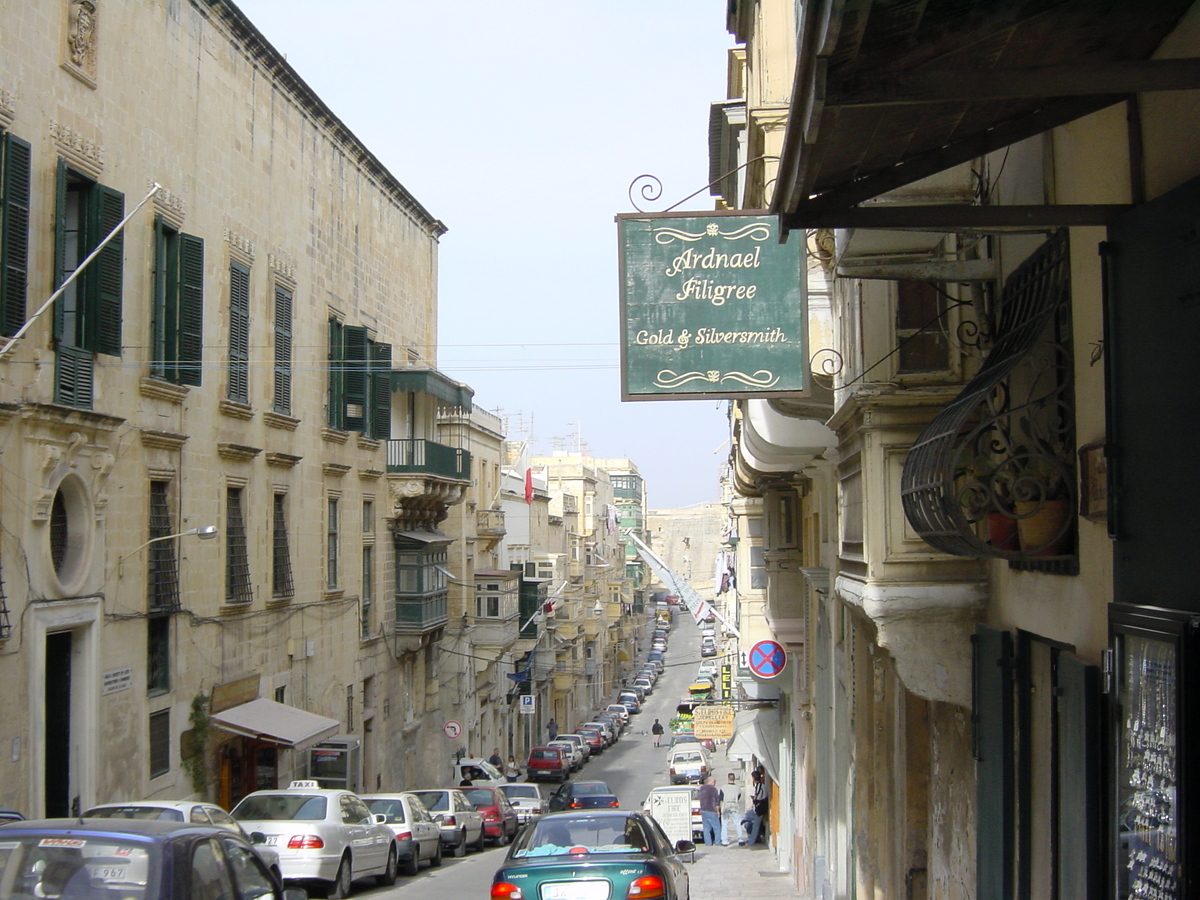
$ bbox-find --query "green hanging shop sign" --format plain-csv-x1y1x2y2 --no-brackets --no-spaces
618,211,807,400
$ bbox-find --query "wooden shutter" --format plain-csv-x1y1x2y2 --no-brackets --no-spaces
53,160,68,341
1056,654,1102,900
55,343,94,409
342,324,369,432
370,341,392,440
327,317,344,429
273,285,293,413
92,184,124,356
0,134,31,336
227,261,250,403
178,233,204,386
973,626,1014,900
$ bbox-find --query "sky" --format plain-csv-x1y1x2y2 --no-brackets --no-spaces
232,0,735,509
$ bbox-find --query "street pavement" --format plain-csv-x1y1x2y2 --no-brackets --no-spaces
689,841,799,900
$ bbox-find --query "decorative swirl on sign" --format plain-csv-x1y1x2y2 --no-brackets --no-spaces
654,369,779,389
628,174,663,213
653,222,772,245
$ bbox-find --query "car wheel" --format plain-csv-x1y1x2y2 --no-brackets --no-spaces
471,826,487,853
327,855,353,900
379,846,400,886
453,830,468,858
429,839,443,868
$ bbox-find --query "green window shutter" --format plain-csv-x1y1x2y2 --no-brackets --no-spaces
92,184,124,356
273,285,292,413
0,134,32,336
53,160,68,341
178,233,204,386
55,344,94,409
327,317,344,429
227,261,250,402
973,626,1014,900
1055,655,1102,900
370,341,392,440
342,324,368,432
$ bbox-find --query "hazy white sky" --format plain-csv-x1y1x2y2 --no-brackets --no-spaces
233,0,734,508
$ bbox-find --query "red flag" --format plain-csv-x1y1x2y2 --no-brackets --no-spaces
524,467,533,504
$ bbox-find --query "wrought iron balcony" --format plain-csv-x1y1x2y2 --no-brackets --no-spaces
393,592,449,634
387,439,471,480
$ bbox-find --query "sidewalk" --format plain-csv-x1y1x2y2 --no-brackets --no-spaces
688,842,801,900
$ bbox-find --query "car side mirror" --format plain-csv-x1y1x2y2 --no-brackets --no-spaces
676,839,696,854
373,814,388,825
250,831,267,844
282,888,309,900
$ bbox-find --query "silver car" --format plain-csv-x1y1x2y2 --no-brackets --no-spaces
498,783,545,824
83,800,283,883
408,788,486,857
361,792,443,875
231,780,397,897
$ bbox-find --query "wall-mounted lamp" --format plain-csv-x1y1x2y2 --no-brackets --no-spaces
593,599,604,616
118,525,218,576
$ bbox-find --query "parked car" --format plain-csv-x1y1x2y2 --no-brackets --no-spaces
360,792,443,875
575,727,606,754
580,721,616,747
408,788,487,857
589,715,623,740
633,676,654,695
605,703,632,723
695,662,719,681
617,691,642,713
461,786,520,845
555,733,592,762
547,739,585,772
0,818,307,900
451,757,505,786
546,781,621,812
642,785,704,842
667,748,709,785
498,783,546,825
526,746,570,783
489,811,692,900
0,808,25,823
231,780,398,897
82,800,283,882
700,641,718,658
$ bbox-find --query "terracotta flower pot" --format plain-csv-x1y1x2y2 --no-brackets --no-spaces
987,512,1020,551
1015,499,1072,556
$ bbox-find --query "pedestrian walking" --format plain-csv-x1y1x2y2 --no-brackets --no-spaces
720,771,741,845
547,718,559,742
505,755,521,783
698,776,721,846
651,719,664,747
488,747,503,768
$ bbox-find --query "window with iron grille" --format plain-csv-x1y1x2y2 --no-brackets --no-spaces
50,490,69,575
225,487,252,603
272,494,293,600
149,709,170,778
362,499,373,533
147,481,180,612
361,546,373,638
327,498,339,589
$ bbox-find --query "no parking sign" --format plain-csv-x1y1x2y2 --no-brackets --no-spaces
748,640,787,679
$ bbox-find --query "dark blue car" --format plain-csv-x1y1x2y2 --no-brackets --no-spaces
0,818,306,900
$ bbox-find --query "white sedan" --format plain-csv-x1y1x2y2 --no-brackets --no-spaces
231,780,397,897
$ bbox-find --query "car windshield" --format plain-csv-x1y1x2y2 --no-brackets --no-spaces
232,793,327,821
82,807,184,822
531,749,559,760
0,834,154,900
515,816,652,858
501,785,540,800
462,789,497,807
574,783,611,795
410,792,450,812
364,799,407,823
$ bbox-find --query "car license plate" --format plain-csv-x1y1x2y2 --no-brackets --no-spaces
264,835,279,845
542,881,609,900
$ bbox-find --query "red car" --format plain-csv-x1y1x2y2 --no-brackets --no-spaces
461,786,520,845
576,727,606,754
526,746,569,783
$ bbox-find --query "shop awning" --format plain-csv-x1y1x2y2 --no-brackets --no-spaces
773,0,1200,232
726,707,780,785
209,699,340,753
390,368,473,410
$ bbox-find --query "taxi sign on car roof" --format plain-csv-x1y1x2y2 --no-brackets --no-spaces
288,780,320,789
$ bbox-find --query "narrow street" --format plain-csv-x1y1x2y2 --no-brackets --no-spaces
359,615,703,900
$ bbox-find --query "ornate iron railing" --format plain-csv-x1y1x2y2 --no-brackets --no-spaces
386,439,471,480
901,229,1076,560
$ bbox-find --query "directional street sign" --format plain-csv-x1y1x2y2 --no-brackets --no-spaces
442,720,462,739
748,639,787,679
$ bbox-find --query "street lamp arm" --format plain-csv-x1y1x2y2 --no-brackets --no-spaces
117,525,218,574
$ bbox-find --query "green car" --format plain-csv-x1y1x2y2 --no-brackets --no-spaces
490,810,693,900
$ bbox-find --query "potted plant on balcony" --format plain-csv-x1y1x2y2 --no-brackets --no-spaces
958,454,1019,551
1007,446,1073,556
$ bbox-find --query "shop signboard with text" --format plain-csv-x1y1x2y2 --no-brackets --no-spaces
618,211,807,400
